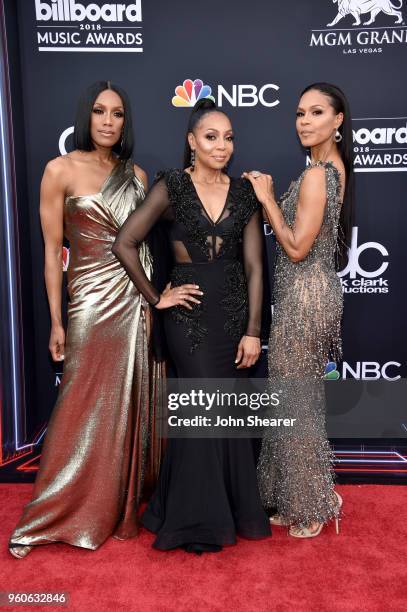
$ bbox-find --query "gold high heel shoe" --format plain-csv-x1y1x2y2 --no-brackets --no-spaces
289,522,323,538
9,544,33,559
333,490,343,535
269,514,288,526
289,490,343,538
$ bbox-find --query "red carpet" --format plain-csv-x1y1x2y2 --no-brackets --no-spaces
0,484,406,612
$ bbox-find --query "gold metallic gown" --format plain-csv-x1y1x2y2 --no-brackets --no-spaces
10,159,164,550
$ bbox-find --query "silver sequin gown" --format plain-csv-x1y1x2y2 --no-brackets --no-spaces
257,161,343,527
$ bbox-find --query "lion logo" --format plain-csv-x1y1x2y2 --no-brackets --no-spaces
327,0,403,26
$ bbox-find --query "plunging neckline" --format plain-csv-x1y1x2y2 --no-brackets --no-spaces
65,159,123,202
184,171,232,225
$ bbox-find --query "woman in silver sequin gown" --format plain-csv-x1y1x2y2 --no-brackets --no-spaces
243,83,354,537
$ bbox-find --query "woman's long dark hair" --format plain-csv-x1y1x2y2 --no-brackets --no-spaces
183,98,223,169
73,80,134,160
300,82,354,268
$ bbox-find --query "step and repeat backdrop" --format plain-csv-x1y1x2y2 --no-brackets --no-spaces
1,0,406,481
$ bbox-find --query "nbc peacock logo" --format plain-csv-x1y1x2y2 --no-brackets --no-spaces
324,361,340,381
172,78,215,107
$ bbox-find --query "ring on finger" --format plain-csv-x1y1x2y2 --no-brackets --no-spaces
251,170,261,178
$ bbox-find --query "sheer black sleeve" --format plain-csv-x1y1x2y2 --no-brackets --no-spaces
242,207,263,338
112,177,171,305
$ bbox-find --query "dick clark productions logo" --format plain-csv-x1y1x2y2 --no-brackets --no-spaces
338,227,389,295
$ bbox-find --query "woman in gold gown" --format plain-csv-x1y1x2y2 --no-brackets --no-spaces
9,81,164,558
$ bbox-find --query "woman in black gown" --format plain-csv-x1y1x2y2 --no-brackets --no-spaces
113,99,271,552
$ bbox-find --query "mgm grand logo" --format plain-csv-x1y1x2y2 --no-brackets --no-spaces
310,0,406,54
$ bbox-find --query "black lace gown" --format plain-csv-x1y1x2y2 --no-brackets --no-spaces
113,169,271,551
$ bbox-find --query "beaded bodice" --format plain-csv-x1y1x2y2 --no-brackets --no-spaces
154,169,259,264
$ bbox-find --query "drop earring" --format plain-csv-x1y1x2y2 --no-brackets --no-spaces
190,149,195,171
334,129,342,143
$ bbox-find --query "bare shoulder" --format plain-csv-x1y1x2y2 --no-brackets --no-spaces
44,155,69,176
40,157,71,217
301,165,326,189
42,155,74,190
133,163,148,190
41,155,72,195
297,166,328,210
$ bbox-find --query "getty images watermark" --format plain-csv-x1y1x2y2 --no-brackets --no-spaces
159,379,297,438
167,387,295,428
156,377,407,439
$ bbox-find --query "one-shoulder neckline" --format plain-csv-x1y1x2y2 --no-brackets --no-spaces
65,158,124,202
